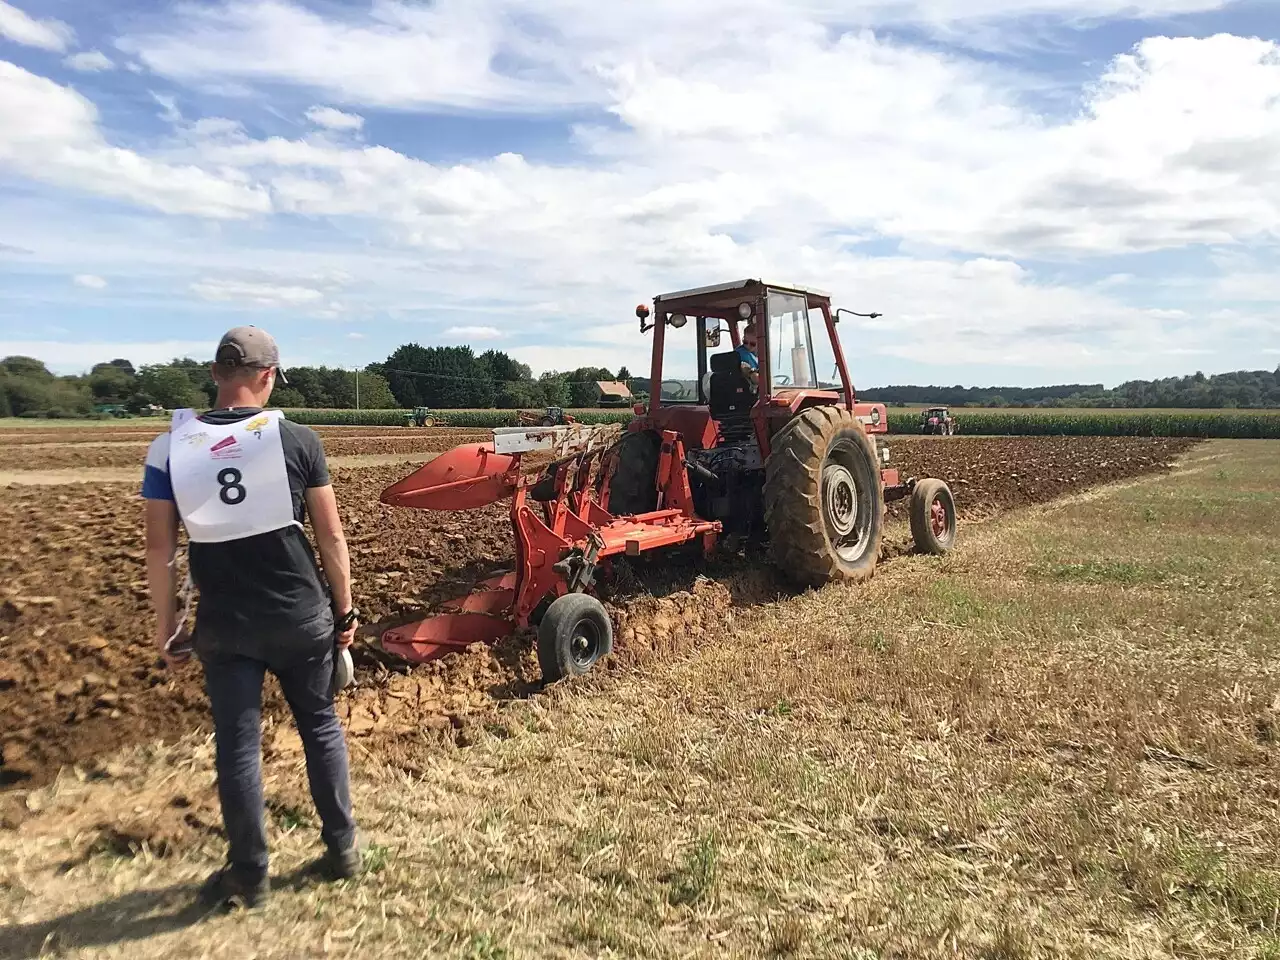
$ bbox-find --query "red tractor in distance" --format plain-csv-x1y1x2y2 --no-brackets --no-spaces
921,406,957,435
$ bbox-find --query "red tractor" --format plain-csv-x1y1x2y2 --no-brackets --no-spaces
921,406,957,435
611,279,955,584
518,406,577,427
378,279,957,682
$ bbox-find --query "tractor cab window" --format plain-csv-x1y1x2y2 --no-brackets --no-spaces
657,311,701,404
765,291,819,390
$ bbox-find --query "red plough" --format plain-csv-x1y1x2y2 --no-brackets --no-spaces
378,423,720,681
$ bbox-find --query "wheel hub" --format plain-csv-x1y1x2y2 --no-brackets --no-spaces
930,498,948,538
822,463,858,538
570,621,600,666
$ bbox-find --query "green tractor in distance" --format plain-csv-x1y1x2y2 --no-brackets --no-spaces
404,406,442,428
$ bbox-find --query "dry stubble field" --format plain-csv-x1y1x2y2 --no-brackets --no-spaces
0,428,1277,959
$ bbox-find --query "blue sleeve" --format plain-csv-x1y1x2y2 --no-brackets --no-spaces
141,435,174,501
735,345,758,370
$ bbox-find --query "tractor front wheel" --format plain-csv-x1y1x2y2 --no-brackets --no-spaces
538,593,613,683
604,429,661,515
909,478,957,554
764,406,883,588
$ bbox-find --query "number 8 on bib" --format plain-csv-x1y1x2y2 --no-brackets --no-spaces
169,411,297,543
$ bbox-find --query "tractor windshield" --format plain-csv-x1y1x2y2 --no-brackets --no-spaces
766,290,820,390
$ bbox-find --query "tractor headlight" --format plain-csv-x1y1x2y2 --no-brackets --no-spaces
871,408,881,425
737,301,753,320
669,313,688,328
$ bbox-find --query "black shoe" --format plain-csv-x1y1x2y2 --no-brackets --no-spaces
199,865,269,911
318,832,366,880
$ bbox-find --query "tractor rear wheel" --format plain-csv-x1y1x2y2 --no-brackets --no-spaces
764,406,883,588
538,592,613,683
604,429,661,515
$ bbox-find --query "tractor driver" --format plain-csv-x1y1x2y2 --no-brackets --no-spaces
735,323,760,391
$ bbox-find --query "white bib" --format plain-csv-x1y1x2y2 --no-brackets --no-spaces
168,409,299,543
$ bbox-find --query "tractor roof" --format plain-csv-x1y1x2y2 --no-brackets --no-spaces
654,278,832,313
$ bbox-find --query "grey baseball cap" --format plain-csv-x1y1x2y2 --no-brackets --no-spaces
215,325,288,383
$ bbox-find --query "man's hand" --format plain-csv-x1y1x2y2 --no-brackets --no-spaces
336,617,359,650
156,626,192,668
145,499,185,668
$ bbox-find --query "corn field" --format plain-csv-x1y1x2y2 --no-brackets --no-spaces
885,411,1280,438
281,408,635,428
282,407,1280,438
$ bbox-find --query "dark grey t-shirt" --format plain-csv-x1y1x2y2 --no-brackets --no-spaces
142,407,335,656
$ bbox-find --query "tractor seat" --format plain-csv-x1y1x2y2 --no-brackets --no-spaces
708,350,755,445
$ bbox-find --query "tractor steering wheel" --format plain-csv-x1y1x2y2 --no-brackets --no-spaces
773,374,792,386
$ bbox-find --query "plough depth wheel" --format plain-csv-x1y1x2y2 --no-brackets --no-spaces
538,593,614,683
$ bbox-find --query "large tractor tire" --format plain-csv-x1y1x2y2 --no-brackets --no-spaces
764,406,883,589
605,429,661,515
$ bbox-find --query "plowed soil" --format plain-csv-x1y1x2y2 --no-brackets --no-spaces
0,435,1197,796
0,431,491,470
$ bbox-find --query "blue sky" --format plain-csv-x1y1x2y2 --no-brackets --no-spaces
1,0,1277,388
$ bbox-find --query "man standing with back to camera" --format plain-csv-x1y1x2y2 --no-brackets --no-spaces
141,325,363,911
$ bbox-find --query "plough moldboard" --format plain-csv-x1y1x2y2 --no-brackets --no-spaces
377,422,721,681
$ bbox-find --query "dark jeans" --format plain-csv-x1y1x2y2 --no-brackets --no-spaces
200,642,357,878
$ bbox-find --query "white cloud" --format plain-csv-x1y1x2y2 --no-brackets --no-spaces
72,273,107,289
0,340,213,375
305,105,364,131
119,0,1237,112
0,1,72,52
0,61,270,219
443,325,503,340
347,331,365,339
3,5,1278,380
63,50,114,73
190,278,327,307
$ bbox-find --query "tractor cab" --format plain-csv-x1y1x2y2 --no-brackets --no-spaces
622,278,891,537
633,279,885,455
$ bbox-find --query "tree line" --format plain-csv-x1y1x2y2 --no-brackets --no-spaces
859,367,1280,409
4,344,1276,419
0,345,637,418
375,345,634,409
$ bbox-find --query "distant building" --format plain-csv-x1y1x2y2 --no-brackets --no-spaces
594,381,633,406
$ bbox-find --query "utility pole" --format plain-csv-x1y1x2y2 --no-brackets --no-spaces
354,366,360,410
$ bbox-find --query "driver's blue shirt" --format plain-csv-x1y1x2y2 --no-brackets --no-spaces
734,344,758,370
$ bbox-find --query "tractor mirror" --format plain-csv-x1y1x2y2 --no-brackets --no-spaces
702,318,721,348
